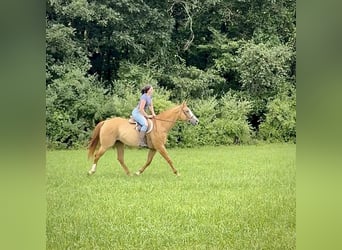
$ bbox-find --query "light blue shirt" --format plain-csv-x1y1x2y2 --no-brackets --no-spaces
137,93,152,110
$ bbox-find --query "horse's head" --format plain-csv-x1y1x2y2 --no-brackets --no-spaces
180,102,199,125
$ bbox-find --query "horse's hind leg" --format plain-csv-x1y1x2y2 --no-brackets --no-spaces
135,149,157,175
115,141,131,176
88,145,107,175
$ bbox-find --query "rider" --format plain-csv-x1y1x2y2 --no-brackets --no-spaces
132,85,156,147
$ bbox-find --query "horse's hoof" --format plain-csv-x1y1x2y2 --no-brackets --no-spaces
175,172,181,177
135,171,141,176
88,170,95,176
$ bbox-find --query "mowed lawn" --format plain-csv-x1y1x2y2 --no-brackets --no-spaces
46,143,295,249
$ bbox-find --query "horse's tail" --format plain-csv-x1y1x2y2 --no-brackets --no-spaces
87,121,105,159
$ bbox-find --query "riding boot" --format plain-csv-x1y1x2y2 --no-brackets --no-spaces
139,131,148,147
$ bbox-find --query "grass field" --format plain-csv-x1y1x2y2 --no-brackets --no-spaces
46,143,296,249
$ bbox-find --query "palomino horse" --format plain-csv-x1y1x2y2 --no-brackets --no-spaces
87,102,199,176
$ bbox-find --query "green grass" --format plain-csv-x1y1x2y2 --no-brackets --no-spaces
47,143,295,249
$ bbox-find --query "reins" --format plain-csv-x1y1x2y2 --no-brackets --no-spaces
152,108,182,132
153,117,177,123
152,117,176,133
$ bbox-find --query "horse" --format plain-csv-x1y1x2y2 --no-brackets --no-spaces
87,101,199,176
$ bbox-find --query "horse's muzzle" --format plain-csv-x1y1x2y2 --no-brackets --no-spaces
189,116,199,125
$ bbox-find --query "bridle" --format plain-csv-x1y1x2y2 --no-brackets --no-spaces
181,107,195,121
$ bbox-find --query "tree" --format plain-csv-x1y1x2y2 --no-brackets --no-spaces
236,40,294,127
46,21,90,86
46,0,296,148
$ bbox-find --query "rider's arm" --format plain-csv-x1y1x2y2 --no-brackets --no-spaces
149,100,156,117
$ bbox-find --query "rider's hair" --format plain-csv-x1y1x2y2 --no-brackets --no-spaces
141,85,152,94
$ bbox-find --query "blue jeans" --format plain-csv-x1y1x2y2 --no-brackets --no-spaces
132,107,148,132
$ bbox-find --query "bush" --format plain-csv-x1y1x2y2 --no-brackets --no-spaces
215,92,253,144
258,89,296,142
167,93,253,147
46,69,110,149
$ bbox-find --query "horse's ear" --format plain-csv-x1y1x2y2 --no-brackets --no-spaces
182,100,187,107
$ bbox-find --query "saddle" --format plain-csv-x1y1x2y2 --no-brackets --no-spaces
128,116,153,134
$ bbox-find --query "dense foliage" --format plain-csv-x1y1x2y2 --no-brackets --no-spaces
46,0,296,149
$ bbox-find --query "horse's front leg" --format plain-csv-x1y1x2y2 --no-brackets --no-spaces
157,145,180,176
135,149,157,175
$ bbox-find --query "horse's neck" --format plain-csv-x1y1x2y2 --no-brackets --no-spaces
156,106,180,131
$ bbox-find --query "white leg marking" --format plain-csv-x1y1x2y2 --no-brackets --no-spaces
88,164,97,175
